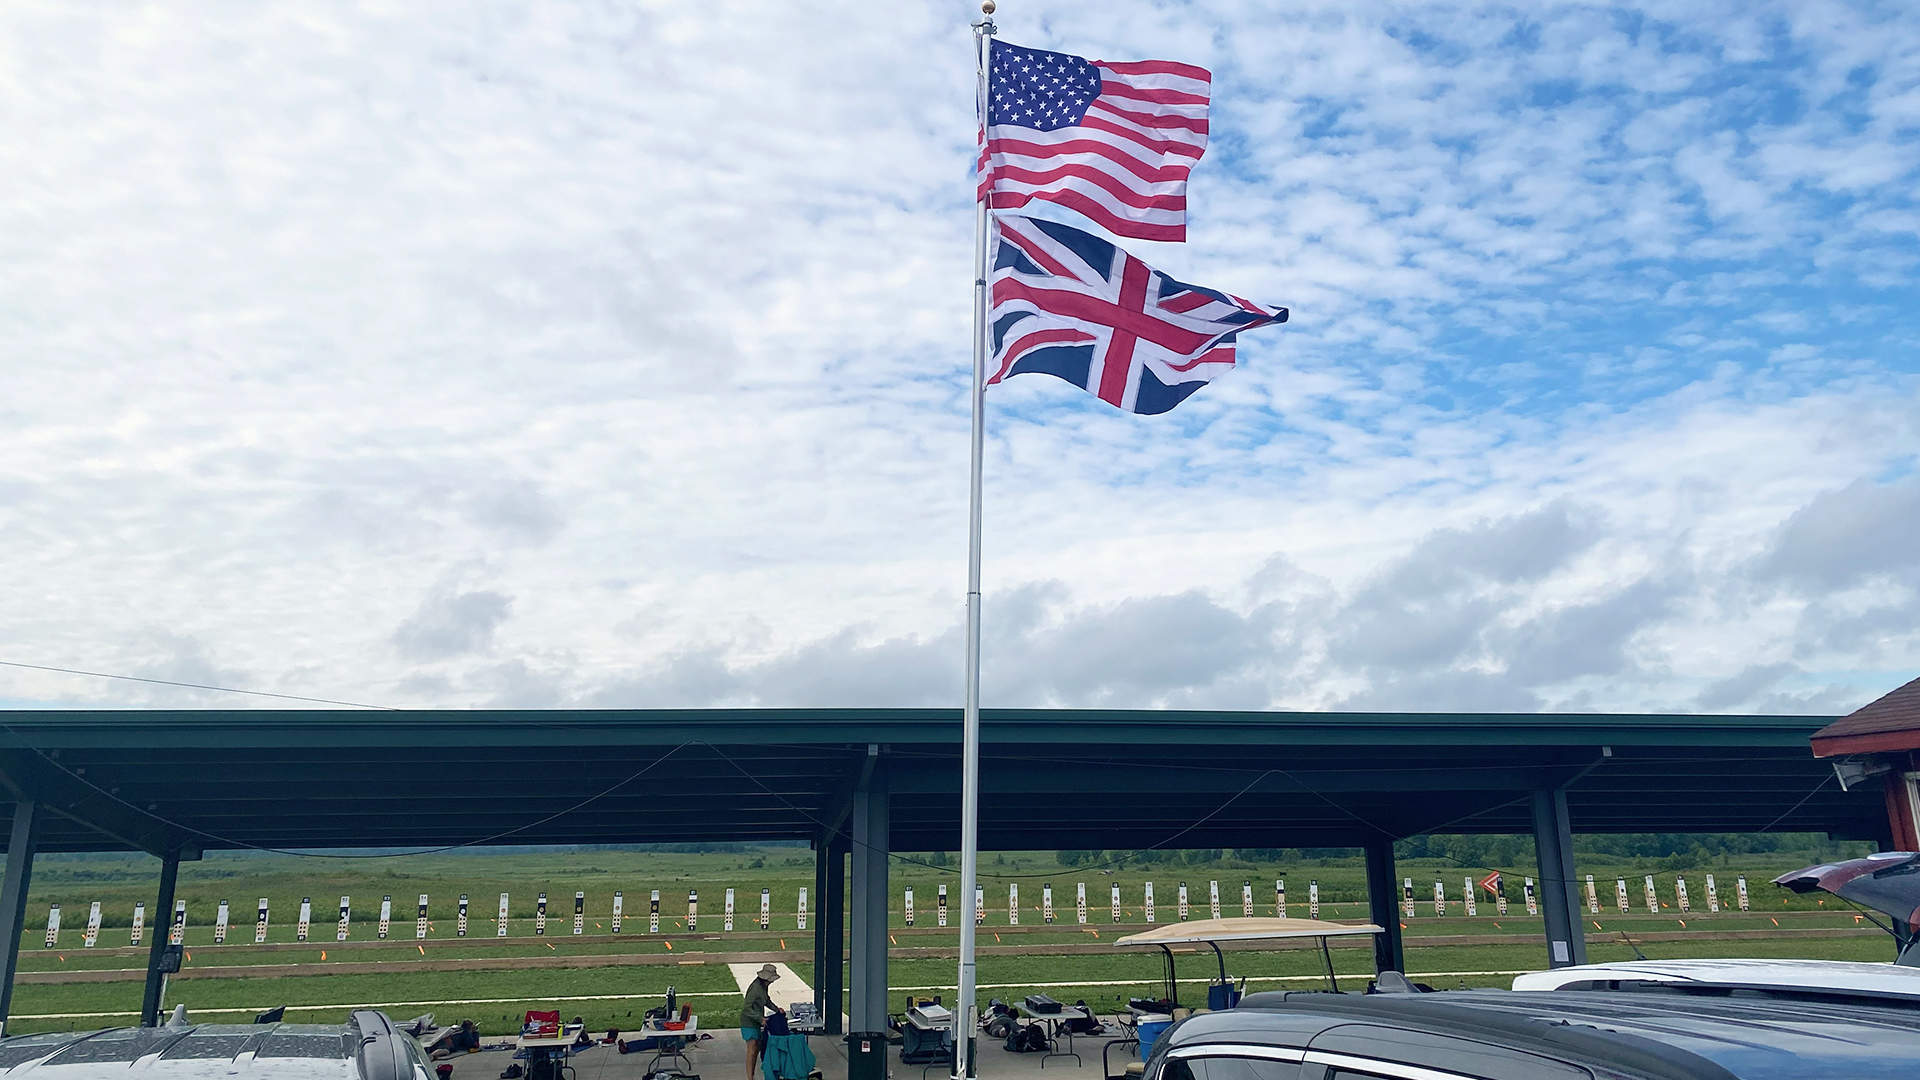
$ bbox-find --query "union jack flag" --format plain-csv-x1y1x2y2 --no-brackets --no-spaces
979,41,1210,242
989,215,1286,415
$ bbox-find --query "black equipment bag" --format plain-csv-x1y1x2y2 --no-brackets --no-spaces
1063,1002,1100,1034
1005,1023,1049,1053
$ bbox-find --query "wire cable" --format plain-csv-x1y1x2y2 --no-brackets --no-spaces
0,665,1501,877
699,740,1293,881
704,738,1631,890
0,662,1688,891
0,659,395,711
1757,773,1832,834
0,714,691,858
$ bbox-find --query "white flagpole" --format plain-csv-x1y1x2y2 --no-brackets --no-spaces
957,5,995,1079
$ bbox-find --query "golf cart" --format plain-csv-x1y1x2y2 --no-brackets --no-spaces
1110,915,1384,1071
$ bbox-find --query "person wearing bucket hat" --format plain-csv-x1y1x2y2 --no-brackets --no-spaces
740,963,784,1079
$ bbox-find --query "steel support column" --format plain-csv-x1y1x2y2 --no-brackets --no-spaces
140,847,182,1027
812,832,829,1021
848,765,890,1034
0,800,42,1035
820,830,847,1035
1362,835,1404,975
1530,788,1586,967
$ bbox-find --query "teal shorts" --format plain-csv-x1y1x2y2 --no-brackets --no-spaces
741,1026,759,1042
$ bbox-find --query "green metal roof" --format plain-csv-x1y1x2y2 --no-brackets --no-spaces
0,709,1866,856
0,707,1834,745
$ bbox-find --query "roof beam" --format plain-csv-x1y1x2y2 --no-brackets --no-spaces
0,754,174,856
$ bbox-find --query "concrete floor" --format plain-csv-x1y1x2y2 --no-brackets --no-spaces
440,966,1133,1080
441,1023,1135,1080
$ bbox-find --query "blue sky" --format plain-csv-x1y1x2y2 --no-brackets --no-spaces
0,0,1916,714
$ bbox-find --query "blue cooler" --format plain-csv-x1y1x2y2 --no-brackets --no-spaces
1136,1016,1173,1059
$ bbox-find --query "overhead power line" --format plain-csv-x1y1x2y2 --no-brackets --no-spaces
0,659,395,711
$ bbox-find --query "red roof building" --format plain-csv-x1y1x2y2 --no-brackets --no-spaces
1811,675,1920,850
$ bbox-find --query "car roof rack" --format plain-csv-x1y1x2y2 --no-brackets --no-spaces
1236,993,1736,1080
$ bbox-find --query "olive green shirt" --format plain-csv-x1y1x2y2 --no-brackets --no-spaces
740,978,774,1029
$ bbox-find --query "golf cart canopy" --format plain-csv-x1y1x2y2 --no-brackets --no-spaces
1113,917,1383,947
1115,917,1385,1000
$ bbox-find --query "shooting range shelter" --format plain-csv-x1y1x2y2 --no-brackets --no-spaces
0,708,1882,1032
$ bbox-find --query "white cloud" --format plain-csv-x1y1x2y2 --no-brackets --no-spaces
394,583,514,661
0,0,1916,715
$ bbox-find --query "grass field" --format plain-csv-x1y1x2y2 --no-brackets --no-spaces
2,844,1891,1035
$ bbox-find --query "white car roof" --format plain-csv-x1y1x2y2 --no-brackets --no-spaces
0,1019,423,1080
1512,957,1920,999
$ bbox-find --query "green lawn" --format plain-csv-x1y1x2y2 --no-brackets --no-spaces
3,927,1895,1036
2,844,1888,1036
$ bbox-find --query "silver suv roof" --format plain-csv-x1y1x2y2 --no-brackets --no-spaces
1209,989,1920,1079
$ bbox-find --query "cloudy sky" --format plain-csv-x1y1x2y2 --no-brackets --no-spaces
2,0,1916,714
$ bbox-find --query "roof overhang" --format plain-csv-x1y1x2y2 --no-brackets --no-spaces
1810,676,1920,758
0,708,1874,854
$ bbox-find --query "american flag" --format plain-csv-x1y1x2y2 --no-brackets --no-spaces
979,41,1211,243
989,215,1285,415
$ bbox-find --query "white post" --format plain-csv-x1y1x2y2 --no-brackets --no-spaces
955,10,995,1080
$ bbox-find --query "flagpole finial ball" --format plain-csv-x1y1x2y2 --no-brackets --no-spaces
981,1,995,13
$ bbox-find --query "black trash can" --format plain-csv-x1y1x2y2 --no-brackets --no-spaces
846,1032,889,1080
